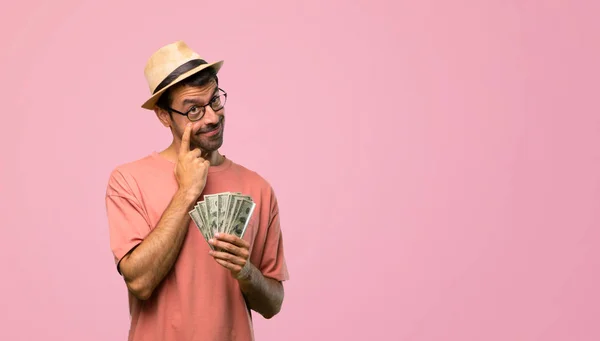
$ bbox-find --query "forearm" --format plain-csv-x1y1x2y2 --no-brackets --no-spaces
120,189,197,300
237,263,284,319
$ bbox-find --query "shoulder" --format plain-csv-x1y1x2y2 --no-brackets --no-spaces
230,160,275,192
105,153,160,197
229,160,279,207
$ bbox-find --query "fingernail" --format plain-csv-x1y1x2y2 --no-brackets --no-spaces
214,233,220,237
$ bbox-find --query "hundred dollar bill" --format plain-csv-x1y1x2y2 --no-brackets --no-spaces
197,201,214,244
217,192,232,234
229,198,256,238
189,208,210,246
188,192,255,251
220,193,242,233
189,208,203,232
223,196,243,235
204,194,219,235
193,203,213,250
227,194,254,234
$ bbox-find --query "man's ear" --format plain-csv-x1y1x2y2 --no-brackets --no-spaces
155,107,171,128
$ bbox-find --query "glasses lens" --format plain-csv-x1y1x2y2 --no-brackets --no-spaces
188,107,204,121
211,92,226,111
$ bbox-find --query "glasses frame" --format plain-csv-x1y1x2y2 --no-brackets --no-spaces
167,88,228,122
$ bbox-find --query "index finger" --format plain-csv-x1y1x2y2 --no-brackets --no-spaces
214,233,249,249
179,123,192,155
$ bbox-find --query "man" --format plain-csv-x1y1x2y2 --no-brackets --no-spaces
104,41,289,341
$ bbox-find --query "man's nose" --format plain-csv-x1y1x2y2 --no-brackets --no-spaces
202,106,220,124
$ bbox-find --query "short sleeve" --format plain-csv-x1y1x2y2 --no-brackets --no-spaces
105,169,151,274
257,190,290,282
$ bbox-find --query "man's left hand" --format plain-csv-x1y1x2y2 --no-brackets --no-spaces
209,233,252,279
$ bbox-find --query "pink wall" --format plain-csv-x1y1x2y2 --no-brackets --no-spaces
1,0,599,340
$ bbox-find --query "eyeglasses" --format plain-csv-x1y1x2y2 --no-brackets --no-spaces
167,88,228,122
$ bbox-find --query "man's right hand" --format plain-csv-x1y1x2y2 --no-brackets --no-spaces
175,123,210,200
116,123,209,300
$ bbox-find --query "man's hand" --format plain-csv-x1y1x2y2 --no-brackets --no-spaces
209,233,285,319
115,124,209,301
209,233,252,279
175,123,210,200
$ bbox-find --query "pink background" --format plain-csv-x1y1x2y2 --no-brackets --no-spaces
1,0,599,340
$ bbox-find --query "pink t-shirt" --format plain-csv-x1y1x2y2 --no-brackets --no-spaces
105,152,289,341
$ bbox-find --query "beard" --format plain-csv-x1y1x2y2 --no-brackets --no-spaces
177,116,225,153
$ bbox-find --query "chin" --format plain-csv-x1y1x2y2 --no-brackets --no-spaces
195,139,223,152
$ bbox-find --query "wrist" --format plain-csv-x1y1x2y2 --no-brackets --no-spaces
176,188,200,208
236,261,255,282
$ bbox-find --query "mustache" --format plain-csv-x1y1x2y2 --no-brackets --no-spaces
197,116,224,134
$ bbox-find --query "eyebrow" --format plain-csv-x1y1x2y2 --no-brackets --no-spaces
181,88,219,106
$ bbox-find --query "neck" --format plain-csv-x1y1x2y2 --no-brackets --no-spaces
160,143,224,166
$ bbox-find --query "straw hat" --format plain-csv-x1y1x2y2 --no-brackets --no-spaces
141,41,224,109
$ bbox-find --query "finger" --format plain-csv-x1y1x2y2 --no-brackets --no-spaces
214,233,249,249
210,239,249,259
179,123,192,156
190,148,202,158
210,250,246,266
214,258,242,273
210,238,239,255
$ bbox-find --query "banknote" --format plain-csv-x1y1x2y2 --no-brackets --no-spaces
204,194,219,235
189,206,211,248
217,192,232,234
188,192,255,249
224,196,244,235
221,195,237,233
192,203,213,250
198,201,213,242
229,198,256,238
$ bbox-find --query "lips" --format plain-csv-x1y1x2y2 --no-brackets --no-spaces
199,123,221,136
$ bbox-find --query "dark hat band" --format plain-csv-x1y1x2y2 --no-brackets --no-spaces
153,58,207,94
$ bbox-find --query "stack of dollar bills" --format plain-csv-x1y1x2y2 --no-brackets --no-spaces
189,192,256,250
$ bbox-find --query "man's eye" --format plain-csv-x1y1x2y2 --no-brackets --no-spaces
188,106,200,114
